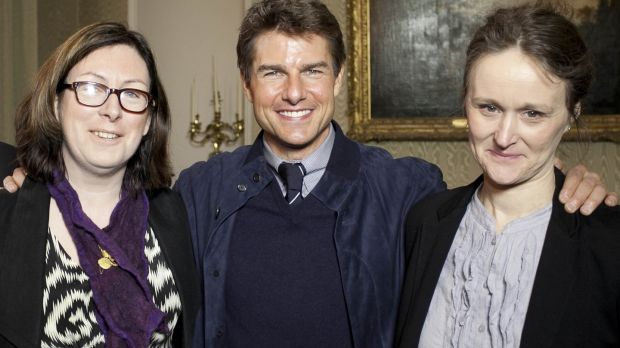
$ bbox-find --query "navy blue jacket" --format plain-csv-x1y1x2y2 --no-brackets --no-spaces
174,122,445,348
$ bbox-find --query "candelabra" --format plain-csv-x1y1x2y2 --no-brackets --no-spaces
189,91,244,157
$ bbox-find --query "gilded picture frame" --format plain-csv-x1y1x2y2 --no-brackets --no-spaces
347,0,620,142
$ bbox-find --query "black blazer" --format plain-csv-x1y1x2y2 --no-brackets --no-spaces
0,178,201,347
0,142,16,180
396,170,620,347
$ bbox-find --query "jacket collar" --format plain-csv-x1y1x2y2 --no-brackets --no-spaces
435,169,575,234
241,121,360,212
308,121,361,210
324,121,361,180
243,121,359,177
437,175,482,220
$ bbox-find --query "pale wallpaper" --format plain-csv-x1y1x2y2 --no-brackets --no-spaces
324,0,620,192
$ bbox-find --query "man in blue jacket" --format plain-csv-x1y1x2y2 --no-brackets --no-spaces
173,1,617,347
174,2,443,346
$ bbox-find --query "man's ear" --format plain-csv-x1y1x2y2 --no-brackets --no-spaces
241,73,253,103
333,65,345,97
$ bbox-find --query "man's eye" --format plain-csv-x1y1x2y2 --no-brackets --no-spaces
264,71,282,77
480,104,498,112
524,110,544,118
304,68,326,77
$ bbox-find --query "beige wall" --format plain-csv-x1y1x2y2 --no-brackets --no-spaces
135,0,254,180
37,0,127,64
0,0,37,144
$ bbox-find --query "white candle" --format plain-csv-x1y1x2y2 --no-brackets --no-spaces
212,57,220,113
191,77,198,121
236,81,242,121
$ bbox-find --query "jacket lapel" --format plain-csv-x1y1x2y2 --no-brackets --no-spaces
147,190,201,347
398,180,480,345
311,121,360,211
0,179,49,346
520,172,579,347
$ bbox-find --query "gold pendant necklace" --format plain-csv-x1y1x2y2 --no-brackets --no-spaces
97,245,118,271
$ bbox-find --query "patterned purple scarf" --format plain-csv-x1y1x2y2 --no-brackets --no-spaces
47,172,167,347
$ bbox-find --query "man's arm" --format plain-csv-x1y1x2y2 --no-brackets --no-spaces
3,165,618,214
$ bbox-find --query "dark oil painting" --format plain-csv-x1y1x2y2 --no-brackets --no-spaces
369,0,620,119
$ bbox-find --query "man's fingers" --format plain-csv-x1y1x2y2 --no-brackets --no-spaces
553,157,565,173
559,164,587,204
13,167,26,186
2,176,18,193
576,185,607,216
2,167,27,193
562,167,604,214
604,192,619,207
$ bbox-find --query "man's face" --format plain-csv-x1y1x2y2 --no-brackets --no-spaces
243,31,344,160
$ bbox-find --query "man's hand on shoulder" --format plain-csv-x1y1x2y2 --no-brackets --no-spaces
559,164,618,215
2,167,26,192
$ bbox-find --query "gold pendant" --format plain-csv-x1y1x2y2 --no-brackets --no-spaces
97,245,118,271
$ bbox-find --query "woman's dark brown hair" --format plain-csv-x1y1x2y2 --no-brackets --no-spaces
237,0,346,84
15,22,172,195
462,2,592,121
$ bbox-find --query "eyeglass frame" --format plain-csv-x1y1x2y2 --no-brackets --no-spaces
60,81,155,113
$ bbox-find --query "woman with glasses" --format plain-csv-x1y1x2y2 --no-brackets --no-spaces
0,22,200,347
396,3,620,348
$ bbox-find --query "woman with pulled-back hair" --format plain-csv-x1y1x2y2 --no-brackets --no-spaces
0,22,199,347
396,3,620,347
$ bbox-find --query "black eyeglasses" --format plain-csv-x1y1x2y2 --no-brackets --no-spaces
61,81,154,113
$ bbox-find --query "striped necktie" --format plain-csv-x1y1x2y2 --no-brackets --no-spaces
277,162,306,205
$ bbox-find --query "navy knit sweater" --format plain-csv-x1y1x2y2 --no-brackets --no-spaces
224,181,353,347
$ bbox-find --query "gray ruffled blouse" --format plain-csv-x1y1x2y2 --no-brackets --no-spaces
419,186,552,348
